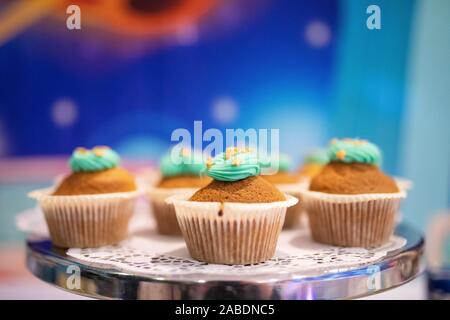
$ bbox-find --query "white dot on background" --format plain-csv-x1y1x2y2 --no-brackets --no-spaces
176,24,199,46
212,96,238,124
305,20,331,48
51,98,78,127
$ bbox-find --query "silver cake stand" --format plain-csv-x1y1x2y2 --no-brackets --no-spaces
26,223,424,300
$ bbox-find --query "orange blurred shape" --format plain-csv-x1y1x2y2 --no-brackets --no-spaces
0,0,218,45
59,0,218,37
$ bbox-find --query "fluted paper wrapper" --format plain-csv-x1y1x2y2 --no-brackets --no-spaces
148,188,198,236
302,190,407,247
277,182,308,229
28,188,141,248
168,194,298,265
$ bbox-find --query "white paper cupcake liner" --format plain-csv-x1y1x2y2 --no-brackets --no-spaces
28,188,142,248
167,194,298,265
301,190,407,247
148,187,198,236
276,182,308,229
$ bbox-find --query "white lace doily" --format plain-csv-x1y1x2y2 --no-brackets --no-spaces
17,199,407,280
67,231,406,279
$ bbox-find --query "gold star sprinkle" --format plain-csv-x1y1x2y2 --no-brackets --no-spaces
75,147,88,154
336,150,346,160
92,146,110,157
225,147,235,159
232,159,241,166
206,157,213,168
92,146,108,157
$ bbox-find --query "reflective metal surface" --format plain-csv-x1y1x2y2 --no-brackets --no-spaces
26,223,424,300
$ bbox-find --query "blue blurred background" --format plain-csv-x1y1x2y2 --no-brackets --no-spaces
0,0,449,298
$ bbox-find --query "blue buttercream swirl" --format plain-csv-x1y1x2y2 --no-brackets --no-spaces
328,138,382,165
206,148,261,182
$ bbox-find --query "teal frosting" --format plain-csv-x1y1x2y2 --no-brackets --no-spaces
304,149,329,165
160,148,205,177
206,148,261,182
328,139,381,165
70,146,120,172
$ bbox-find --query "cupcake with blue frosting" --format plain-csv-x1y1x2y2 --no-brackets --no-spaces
302,139,406,247
53,146,136,195
29,146,140,248
169,147,298,265
149,147,211,235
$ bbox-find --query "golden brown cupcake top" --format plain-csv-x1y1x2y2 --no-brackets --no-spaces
54,167,137,195
190,176,285,203
157,175,212,188
309,162,399,194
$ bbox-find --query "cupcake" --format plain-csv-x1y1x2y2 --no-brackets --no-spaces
298,149,329,180
28,146,140,248
149,148,211,235
169,147,298,265
301,139,406,247
263,154,305,229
